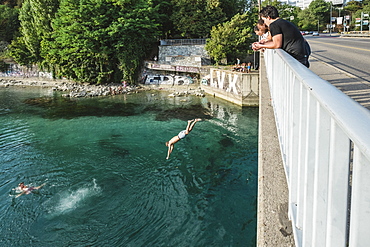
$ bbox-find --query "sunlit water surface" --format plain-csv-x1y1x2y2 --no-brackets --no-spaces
0,86,258,246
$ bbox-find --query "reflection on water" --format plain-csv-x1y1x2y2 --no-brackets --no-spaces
0,87,258,246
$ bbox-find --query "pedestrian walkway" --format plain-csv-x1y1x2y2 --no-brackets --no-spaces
257,53,370,247
257,55,295,247
309,56,370,110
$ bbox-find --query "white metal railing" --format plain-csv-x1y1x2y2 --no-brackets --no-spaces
264,49,370,247
159,39,206,46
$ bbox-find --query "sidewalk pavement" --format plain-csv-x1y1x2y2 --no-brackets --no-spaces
256,55,370,247
309,56,370,110
257,56,370,247
257,55,295,247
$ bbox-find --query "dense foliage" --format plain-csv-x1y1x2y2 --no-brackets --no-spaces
1,0,369,82
0,5,19,43
171,0,227,38
262,0,301,27
206,13,256,64
6,0,247,83
40,0,161,84
349,1,370,31
298,0,330,31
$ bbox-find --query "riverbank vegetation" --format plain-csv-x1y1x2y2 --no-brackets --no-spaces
0,0,369,84
1,0,253,84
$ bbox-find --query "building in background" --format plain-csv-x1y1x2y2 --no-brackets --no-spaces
277,0,348,9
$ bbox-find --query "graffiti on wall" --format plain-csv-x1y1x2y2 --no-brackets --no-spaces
209,70,241,95
147,62,199,73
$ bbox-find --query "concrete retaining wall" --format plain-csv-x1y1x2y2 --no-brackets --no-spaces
200,68,259,107
158,45,211,66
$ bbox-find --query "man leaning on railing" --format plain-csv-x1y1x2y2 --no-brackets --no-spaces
252,5,310,68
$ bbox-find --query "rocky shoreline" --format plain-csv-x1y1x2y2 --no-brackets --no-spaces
0,77,205,98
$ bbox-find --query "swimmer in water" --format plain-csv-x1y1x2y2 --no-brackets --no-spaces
15,182,46,198
165,118,202,159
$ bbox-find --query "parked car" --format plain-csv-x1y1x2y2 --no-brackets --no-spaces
312,32,319,36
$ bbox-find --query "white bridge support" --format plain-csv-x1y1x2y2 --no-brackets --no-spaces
264,49,370,246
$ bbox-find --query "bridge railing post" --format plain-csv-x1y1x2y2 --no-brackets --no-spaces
264,49,370,247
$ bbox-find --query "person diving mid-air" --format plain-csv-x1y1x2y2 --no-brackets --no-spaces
165,118,202,159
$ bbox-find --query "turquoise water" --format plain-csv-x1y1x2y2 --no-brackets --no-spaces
0,86,258,246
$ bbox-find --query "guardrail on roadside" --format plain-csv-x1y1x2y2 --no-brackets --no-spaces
160,39,206,46
264,49,370,246
341,31,370,37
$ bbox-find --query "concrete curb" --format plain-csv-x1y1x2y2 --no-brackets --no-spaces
257,54,295,246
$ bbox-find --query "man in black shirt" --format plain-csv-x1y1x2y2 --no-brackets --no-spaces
252,5,310,68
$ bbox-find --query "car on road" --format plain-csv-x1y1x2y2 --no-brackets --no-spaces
312,32,319,36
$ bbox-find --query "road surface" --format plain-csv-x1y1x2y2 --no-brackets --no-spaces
306,34,370,110
306,35,370,81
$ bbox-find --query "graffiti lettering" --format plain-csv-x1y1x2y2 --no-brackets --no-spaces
210,69,240,95
226,73,239,95
216,70,226,90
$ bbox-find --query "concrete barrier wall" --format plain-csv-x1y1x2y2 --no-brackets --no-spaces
200,68,259,107
158,45,211,66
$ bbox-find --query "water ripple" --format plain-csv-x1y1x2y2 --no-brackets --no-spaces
0,88,259,246
0,121,32,153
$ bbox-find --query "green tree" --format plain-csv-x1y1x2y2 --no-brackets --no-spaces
15,0,59,64
353,5,370,30
0,5,20,43
154,0,246,39
0,0,23,8
44,0,159,84
152,0,173,38
345,0,362,15
171,0,227,38
298,0,330,31
363,0,370,6
0,60,10,72
9,35,35,65
44,0,119,83
298,8,313,30
109,0,160,83
261,0,301,27
220,0,249,18
205,13,255,64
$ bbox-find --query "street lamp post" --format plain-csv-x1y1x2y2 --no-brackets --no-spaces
330,2,332,36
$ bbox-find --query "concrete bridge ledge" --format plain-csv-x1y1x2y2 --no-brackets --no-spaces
257,55,295,246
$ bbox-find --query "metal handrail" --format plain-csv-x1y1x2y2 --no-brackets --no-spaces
264,48,370,246
160,39,206,46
